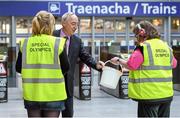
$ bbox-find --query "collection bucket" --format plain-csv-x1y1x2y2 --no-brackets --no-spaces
100,60,123,89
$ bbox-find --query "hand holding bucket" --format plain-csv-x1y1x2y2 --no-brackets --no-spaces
100,60,123,89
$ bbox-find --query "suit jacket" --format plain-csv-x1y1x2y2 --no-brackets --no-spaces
53,30,98,97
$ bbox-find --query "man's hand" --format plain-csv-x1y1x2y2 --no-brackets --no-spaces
96,61,105,70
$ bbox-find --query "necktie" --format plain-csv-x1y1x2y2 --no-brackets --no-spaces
65,37,70,55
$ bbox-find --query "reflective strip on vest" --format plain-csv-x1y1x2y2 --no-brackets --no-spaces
23,78,64,83
21,36,67,101
128,39,173,99
137,65,172,70
129,78,172,83
136,42,172,71
130,41,172,83
169,48,173,64
145,42,154,65
22,38,61,69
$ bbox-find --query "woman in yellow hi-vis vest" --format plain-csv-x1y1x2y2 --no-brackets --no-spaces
16,11,69,117
111,21,177,117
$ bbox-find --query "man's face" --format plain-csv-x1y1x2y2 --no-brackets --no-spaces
63,15,78,36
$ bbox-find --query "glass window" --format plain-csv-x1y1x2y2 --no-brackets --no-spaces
16,18,32,46
104,20,114,33
79,18,92,46
0,18,10,55
104,20,114,47
95,18,103,33
55,17,62,30
55,24,62,30
171,37,180,46
117,36,127,54
0,37,8,43
16,38,23,44
0,19,10,34
130,19,142,33
116,20,125,32
172,18,180,33
16,18,29,33
151,19,164,33
82,38,92,47
29,18,33,34
130,18,164,33
0,43,8,54
80,18,91,33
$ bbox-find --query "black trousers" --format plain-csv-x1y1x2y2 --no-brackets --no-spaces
138,101,171,117
62,97,74,117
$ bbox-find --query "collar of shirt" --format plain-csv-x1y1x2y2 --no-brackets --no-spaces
60,29,70,40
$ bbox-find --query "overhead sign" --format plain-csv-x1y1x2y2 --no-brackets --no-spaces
0,63,6,75
0,1,180,16
48,2,60,14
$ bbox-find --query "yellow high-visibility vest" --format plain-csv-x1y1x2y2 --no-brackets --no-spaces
128,38,173,100
20,34,67,101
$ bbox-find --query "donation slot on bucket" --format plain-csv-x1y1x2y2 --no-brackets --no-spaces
100,60,123,89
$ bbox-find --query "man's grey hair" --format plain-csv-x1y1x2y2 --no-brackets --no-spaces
61,12,76,23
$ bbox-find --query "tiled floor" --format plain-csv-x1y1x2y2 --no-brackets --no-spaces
0,74,180,117
0,86,180,117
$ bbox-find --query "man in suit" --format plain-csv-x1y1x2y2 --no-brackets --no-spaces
53,12,104,117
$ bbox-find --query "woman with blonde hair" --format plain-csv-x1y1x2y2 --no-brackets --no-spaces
111,20,177,117
16,10,69,117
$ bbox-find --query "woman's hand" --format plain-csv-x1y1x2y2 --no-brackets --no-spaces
110,57,120,65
